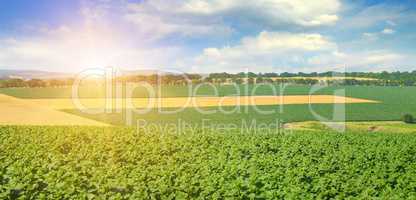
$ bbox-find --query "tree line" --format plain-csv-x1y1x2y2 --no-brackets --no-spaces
1,71,416,88
0,79,74,88
205,71,416,86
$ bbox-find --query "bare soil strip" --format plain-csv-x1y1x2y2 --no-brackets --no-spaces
28,95,378,110
0,94,109,126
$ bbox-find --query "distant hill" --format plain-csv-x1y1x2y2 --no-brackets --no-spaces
0,69,73,80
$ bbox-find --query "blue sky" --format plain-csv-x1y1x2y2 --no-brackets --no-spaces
0,0,415,73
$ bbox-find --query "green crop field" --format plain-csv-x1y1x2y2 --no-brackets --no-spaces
0,84,325,98
2,84,414,99
3,0,416,198
1,85,416,199
2,85,416,125
1,126,416,199
56,85,416,126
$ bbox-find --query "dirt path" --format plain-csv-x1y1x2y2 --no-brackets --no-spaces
0,94,109,126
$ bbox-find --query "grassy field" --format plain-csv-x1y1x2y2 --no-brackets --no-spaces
1,126,416,199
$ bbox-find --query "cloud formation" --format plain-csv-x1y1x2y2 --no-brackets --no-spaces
382,28,395,34
0,0,415,73
190,31,337,72
0,25,185,72
307,50,412,71
179,0,340,26
189,29,412,72
125,0,341,39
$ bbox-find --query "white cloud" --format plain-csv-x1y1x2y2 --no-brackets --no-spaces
0,25,185,72
362,32,378,41
382,28,395,34
2,0,414,73
188,30,412,73
125,0,341,39
238,32,336,51
339,4,405,30
190,31,337,72
307,50,410,71
125,1,234,40
125,10,233,40
0,1,192,72
180,0,340,26
386,20,397,26
361,28,396,41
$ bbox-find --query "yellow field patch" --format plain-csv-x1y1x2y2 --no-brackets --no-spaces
285,121,416,134
0,94,378,126
0,94,109,126
28,95,378,110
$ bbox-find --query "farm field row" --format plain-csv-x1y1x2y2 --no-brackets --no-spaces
1,125,416,199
